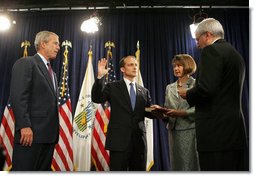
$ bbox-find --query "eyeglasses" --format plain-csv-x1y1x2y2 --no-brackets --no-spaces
195,32,206,42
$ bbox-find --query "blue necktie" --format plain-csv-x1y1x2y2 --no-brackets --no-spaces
130,83,136,110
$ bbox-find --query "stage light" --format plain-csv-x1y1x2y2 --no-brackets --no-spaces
0,15,11,31
189,10,208,38
81,16,101,33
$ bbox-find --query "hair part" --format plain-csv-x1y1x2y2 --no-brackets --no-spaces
34,31,58,51
195,18,224,39
119,55,136,68
172,54,197,75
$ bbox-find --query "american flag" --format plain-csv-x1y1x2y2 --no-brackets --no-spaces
91,51,116,171
0,103,15,170
0,41,30,171
51,48,73,171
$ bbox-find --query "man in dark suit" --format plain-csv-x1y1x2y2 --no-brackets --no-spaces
10,31,60,170
179,18,248,171
92,56,154,171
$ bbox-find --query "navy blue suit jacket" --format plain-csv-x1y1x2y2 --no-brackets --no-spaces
10,54,59,144
92,78,153,152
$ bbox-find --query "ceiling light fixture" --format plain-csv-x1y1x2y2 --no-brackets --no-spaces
189,9,208,38
80,12,101,33
0,15,11,31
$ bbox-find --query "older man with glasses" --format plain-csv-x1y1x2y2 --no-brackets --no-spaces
178,18,248,171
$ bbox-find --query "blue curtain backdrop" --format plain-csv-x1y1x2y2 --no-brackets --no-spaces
0,8,249,171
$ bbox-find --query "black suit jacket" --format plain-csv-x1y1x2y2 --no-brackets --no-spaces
10,54,59,144
186,39,246,152
92,78,152,151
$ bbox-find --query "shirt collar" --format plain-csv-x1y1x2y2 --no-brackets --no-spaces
123,77,136,87
211,38,221,44
37,53,49,67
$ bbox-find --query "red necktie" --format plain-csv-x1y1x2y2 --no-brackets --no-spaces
47,62,53,82
47,62,55,91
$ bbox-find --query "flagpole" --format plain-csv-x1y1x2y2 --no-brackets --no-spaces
135,40,141,84
21,40,30,57
134,41,154,171
104,41,115,82
61,40,72,97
